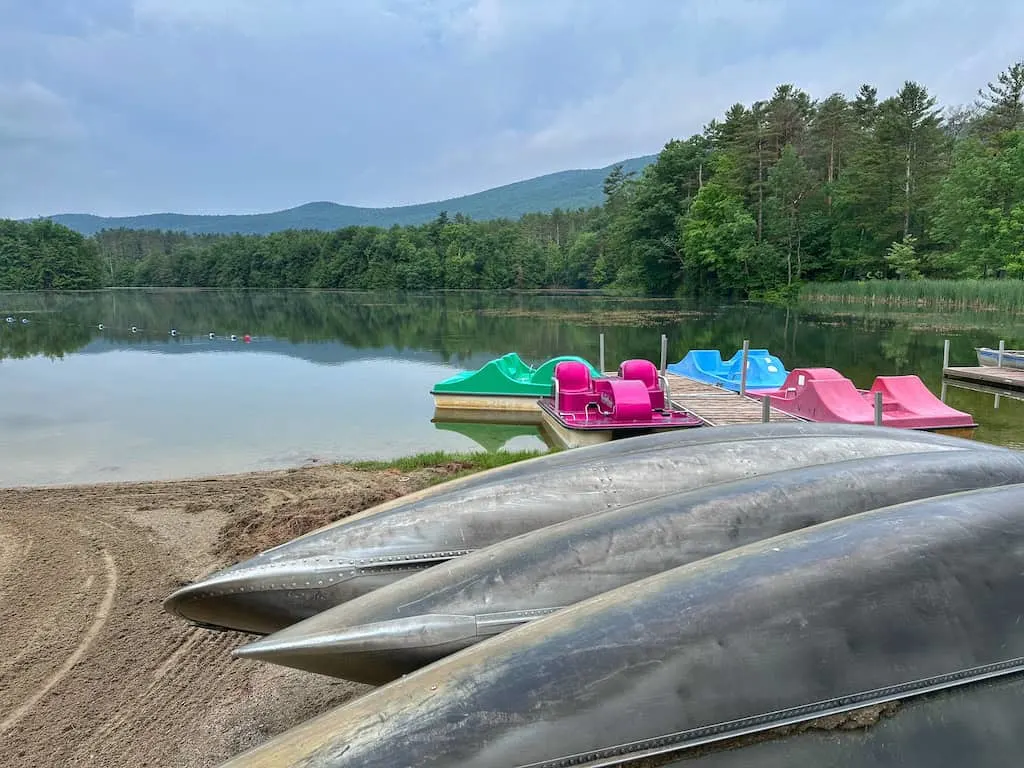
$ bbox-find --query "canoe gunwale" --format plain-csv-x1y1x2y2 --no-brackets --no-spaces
518,656,1024,768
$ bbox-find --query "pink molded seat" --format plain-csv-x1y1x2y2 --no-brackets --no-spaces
867,375,975,428
765,368,977,429
598,379,653,421
554,361,596,412
772,367,846,400
619,359,665,409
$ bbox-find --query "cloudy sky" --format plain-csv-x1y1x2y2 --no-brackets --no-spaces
2,0,1022,219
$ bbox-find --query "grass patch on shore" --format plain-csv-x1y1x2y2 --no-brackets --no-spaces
801,279,1024,313
352,448,549,475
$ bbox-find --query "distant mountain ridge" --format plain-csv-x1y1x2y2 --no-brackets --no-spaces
41,155,657,236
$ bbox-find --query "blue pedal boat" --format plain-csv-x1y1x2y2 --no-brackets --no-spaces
668,348,789,393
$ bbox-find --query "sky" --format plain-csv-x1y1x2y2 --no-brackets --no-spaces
2,0,1022,219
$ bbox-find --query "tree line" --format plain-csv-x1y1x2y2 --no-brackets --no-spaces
2,61,1023,298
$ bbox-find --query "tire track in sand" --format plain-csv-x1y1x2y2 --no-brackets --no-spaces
0,550,117,734
0,464,409,767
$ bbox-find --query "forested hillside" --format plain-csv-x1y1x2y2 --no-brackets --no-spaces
42,155,656,236
3,61,1023,299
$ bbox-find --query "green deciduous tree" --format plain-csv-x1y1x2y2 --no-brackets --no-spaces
931,131,1024,277
679,183,758,297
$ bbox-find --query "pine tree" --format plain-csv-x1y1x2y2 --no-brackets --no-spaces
975,61,1024,139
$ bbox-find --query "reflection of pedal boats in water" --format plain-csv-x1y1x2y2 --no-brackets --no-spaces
430,353,601,413
431,420,551,453
537,359,704,448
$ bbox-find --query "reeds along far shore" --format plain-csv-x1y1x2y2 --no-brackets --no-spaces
801,280,1024,313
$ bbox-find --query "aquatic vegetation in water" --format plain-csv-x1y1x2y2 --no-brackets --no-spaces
473,308,706,325
801,279,1024,313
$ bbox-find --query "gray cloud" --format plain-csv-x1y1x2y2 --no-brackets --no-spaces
1,0,1022,218
0,81,83,146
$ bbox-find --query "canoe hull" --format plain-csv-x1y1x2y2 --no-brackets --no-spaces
656,672,1024,768
235,447,1024,684
217,483,1024,768
163,424,995,635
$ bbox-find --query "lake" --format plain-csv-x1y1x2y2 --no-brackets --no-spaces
1,288,1021,487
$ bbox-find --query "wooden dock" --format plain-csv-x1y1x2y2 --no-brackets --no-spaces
663,373,802,425
943,366,1024,394
535,374,801,449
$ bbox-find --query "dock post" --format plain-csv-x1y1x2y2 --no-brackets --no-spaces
874,391,883,426
739,339,750,397
761,395,771,423
999,340,1005,368
942,339,950,370
660,334,668,374
599,333,605,375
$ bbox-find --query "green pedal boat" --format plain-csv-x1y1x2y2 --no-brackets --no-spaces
431,352,601,415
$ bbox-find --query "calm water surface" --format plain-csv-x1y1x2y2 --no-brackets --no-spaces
1,289,1021,487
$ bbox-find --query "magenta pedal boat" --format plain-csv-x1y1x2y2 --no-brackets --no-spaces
764,367,977,436
537,359,705,448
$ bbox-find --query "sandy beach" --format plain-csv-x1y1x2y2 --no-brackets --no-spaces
0,461,470,767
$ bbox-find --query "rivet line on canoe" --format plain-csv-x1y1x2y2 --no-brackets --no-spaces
354,550,473,565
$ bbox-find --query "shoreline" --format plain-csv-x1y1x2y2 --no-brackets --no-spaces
0,448,543,492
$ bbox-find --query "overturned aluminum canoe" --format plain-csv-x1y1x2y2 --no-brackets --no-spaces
218,483,1024,768
164,423,990,634
653,671,1024,767
235,447,1024,683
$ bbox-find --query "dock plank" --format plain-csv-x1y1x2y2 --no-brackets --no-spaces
943,366,1024,393
663,373,801,426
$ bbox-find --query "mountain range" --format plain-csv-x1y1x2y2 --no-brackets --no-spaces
42,155,657,236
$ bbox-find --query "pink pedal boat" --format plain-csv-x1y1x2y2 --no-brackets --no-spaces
537,359,705,448
763,368,977,435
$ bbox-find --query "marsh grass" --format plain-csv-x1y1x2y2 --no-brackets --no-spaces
801,280,1024,313
474,308,705,325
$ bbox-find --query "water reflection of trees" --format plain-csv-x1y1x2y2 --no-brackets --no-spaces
3,288,1023,447
0,289,1018,379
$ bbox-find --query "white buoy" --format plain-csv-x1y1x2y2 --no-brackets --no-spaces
209,332,216,339
20,318,28,324
170,329,177,336
97,324,104,330
230,334,238,342
5,317,13,324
